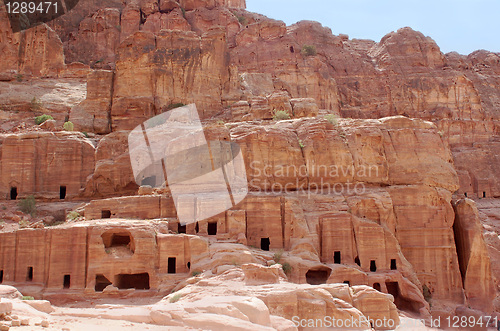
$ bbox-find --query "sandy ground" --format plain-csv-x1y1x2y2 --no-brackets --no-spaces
22,317,188,331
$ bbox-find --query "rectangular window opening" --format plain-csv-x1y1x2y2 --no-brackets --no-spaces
26,267,33,281
390,259,397,270
177,223,186,234
10,187,17,200
207,222,217,236
63,274,71,289
60,186,67,200
260,238,270,251
168,257,176,274
370,260,377,272
334,251,341,264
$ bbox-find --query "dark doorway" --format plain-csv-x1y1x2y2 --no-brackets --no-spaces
168,257,176,274
483,192,487,198
373,282,381,291
354,256,360,266
464,192,468,197
111,234,130,247
195,222,199,233
0,270,3,283
95,274,112,292
187,262,191,269
207,222,217,236
101,210,111,218
115,273,150,290
290,46,295,53
305,268,331,285
26,267,33,281
60,186,67,199
343,280,350,286
178,223,186,234
63,275,71,289
370,260,377,272
386,281,399,299
10,187,17,200
334,251,341,264
391,259,397,270
260,238,270,251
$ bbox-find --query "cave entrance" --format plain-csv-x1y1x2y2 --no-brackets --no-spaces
391,259,397,270
343,280,350,286
60,186,67,200
207,221,217,236
95,274,112,292
63,275,71,289
373,282,381,291
0,270,3,283
354,256,360,266
370,260,377,272
453,215,467,282
386,281,420,313
334,251,341,264
101,210,111,219
10,187,17,200
168,257,176,274
26,267,33,281
178,223,186,234
101,230,135,255
195,222,199,233
386,281,399,299
111,235,130,247
305,267,332,285
261,238,270,251
483,192,486,198
115,273,150,290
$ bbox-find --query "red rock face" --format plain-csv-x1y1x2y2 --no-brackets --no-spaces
0,22,65,78
0,132,95,200
82,131,138,197
111,28,230,130
66,8,122,68
181,0,246,11
70,69,114,133
453,199,495,312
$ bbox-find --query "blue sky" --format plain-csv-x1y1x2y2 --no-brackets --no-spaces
246,0,499,55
